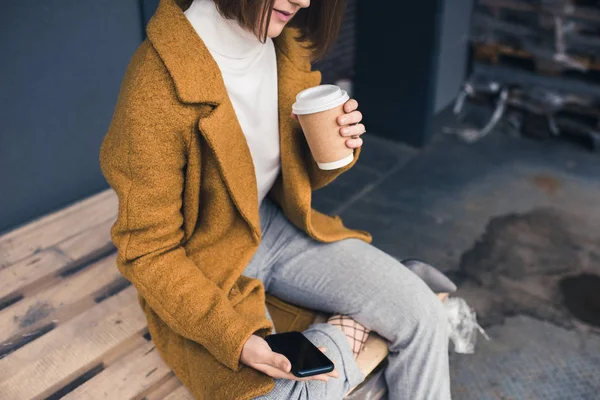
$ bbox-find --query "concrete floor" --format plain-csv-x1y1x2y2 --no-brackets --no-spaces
450,315,600,400
312,119,600,399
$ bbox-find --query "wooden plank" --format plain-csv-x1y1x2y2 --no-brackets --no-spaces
478,0,600,23
0,286,146,400
144,374,182,400
163,385,194,400
62,341,172,400
56,218,115,261
478,0,537,13
0,189,117,268
355,334,388,381
0,190,113,246
0,253,124,345
0,248,71,303
0,206,118,304
99,333,149,369
346,334,389,397
473,42,600,72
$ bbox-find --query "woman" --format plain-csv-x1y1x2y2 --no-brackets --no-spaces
99,0,451,398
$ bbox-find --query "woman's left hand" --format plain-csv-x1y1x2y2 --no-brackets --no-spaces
337,99,365,149
291,98,366,149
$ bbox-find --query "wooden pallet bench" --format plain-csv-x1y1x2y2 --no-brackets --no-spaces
472,41,600,89
0,189,388,400
477,0,600,23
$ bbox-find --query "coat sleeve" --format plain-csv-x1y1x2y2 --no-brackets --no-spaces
99,46,272,372
283,28,363,190
304,143,362,190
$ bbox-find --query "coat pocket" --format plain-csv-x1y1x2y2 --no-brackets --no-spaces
228,282,243,306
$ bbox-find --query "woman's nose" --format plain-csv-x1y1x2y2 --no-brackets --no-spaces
290,0,310,9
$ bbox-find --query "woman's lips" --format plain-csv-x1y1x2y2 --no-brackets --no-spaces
273,9,293,22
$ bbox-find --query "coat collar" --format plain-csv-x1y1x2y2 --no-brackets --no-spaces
147,0,224,104
147,0,321,240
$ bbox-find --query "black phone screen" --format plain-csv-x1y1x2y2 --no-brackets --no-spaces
265,331,335,377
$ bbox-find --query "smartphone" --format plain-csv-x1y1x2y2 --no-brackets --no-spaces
265,331,335,378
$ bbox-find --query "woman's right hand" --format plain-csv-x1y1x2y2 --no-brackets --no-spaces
240,334,339,382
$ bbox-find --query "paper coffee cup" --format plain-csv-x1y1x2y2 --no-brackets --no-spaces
292,85,353,170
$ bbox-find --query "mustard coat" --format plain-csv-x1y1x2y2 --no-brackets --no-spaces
99,0,372,398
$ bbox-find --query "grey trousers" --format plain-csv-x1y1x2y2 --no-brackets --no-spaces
246,197,451,400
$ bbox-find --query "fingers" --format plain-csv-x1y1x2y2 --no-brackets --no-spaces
290,112,299,121
345,137,363,149
269,353,291,373
256,363,331,382
298,374,330,382
340,123,366,138
327,368,340,379
255,363,297,380
343,99,359,113
296,370,338,382
314,347,340,379
337,110,362,126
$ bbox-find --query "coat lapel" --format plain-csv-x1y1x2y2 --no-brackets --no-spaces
147,0,321,240
197,99,261,240
146,0,224,105
148,0,261,238
272,30,322,227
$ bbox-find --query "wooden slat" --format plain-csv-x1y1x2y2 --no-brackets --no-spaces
0,286,145,400
99,333,149,369
56,218,115,261
0,202,118,304
144,374,183,400
474,42,600,72
355,335,388,381
0,253,124,345
62,341,172,400
0,189,117,268
345,335,389,397
478,0,600,23
0,248,71,302
163,385,194,400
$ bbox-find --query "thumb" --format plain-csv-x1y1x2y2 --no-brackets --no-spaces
271,353,291,373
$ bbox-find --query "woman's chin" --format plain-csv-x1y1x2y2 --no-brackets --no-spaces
266,23,286,38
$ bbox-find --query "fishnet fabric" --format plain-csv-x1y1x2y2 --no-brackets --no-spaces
327,315,371,359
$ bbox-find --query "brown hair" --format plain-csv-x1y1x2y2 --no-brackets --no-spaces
210,0,347,61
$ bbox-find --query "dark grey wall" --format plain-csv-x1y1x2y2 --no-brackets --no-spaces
316,0,475,113
354,0,446,147
434,0,474,112
0,0,143,233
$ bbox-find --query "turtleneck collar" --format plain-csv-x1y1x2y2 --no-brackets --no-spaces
185,0,267,61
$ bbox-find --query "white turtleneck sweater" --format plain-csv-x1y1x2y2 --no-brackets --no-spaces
185,0,280,206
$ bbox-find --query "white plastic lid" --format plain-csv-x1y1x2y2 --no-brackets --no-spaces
292,85,350,115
